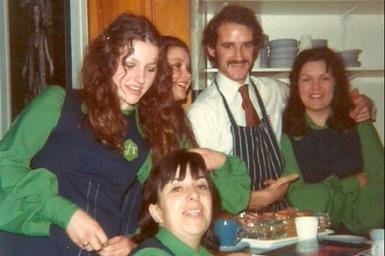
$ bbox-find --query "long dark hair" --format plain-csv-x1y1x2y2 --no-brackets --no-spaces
139,38,196,162
202,4,263,67
283,47,355,137
136,149,220,251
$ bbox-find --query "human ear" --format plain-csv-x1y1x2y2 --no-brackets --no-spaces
207,47,216,59
149,204,164,224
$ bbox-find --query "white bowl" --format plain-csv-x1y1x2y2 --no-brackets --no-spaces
343,60,361,67
338,49,362,61
270,39,298,48
312,39,328,48
269,58,295,68
270,46,298,55
269,53,298,59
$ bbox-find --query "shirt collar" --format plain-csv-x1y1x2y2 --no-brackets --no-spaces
216,72,252,101
305,113,328,130
156,227,212,256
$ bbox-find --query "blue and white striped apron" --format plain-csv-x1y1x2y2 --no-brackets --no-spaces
215,79,287,212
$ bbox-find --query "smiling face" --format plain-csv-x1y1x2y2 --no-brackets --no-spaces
298,60,335,122
207,23,256,85
167,46,192,101
149,166,212,246
113,40,159,110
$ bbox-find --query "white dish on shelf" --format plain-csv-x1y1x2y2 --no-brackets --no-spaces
241,229,334,249
270,39,298,48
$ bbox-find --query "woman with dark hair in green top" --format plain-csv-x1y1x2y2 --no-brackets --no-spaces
281,47,384,234
131,149,220,256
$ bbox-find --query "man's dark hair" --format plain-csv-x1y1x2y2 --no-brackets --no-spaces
202,5,263,66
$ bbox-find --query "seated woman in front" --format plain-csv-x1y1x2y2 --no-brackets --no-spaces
130,149,219,255
281,47,384,234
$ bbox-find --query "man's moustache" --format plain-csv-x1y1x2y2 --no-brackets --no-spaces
227,60,249,66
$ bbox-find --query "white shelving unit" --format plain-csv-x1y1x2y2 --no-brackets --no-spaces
190,0,384,142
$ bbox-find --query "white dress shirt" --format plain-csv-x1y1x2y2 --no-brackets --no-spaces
188,72,289,155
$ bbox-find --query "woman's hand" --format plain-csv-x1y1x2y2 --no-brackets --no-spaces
97,236,137,256
189,148,226,171
66,209,108,252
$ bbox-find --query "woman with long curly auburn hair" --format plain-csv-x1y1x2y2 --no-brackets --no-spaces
281,47,384,234
0,13,250,256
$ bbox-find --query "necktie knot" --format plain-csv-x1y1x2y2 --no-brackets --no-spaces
239,84,260,127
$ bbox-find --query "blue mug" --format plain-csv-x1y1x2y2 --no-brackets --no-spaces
214,219,247,247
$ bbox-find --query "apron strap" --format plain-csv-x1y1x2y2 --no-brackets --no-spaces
214,79,238,126
250,79,282,153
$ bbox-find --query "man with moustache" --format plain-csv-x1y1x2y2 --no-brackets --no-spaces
188,5,374,212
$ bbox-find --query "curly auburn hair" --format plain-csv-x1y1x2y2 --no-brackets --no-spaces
202,4,263,67
80,13,196,160
283,47,355,137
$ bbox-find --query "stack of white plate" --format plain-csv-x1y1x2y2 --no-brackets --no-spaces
269,39,298,68
312,39,328,48
338,49,362,67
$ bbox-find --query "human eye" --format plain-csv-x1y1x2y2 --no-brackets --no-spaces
146,65,157,73
123,61,136,70
244,42,254,48
321,75,332,81
172,62,182,70
299,76,311,83
170,184,183,193
196,180,209,191
221,43,233,49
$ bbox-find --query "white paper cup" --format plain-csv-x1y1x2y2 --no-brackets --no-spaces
370,229,384,256
295,216,319,241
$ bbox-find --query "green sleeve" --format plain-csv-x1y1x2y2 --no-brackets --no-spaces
0,86,78,236
132,248,171,256
209,155,251,215
280,133,359,226
342,122,384,233
357,121,384,183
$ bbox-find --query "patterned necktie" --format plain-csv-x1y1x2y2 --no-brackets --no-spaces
239,84,260,127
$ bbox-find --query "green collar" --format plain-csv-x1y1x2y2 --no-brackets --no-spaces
81,103,136,116
305,114,329,130
155,227,212,256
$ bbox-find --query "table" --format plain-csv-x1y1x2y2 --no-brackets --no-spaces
216,238,372,256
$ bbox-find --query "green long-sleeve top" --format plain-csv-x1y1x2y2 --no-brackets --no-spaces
132,227,212,256
281,119,384,233
0,86,250,236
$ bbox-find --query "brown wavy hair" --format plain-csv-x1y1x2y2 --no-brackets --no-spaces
139,38,197,162
202,4,263,67
283,47,355,137
80,13,196,159
136,149,220,251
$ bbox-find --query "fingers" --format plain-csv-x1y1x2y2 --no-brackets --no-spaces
278,174,299,184
350,93,373,122
97,236,137,256
87,233,106,251
350,88,359,100
66,209,109,252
